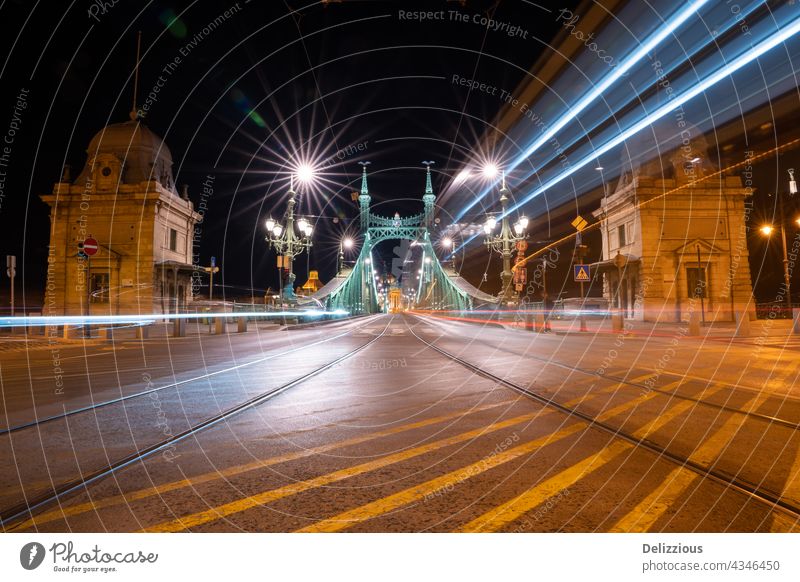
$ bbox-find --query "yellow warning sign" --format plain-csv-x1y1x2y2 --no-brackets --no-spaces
571,215,588,231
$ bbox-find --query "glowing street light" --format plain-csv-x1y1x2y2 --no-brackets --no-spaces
761,225,774,236
264,179,313,304
296,164,316,184
441,237,453,248
482,170,527,302
482,163,499,179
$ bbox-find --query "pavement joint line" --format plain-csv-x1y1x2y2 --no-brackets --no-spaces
13,399,519,530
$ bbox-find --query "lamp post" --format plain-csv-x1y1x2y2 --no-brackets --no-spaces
339,237,354,275
760,169,799,315
483,172,528,303
265,175,314,305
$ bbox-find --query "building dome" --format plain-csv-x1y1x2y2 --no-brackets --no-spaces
76,120,176,189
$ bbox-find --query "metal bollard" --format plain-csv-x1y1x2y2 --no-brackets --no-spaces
237,316,248,333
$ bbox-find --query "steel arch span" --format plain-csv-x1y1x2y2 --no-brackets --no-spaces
307,165,495,314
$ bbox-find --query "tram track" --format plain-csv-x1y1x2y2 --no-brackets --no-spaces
0,318,393,530
407,320,800,523
0,316,379,436
413,315,800,432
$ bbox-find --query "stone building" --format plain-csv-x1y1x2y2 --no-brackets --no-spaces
41,116,200,316
591,132,755,322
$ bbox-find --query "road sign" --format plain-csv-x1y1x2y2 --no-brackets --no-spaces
210,256,216,267
574,264,591,282
82,237,99,256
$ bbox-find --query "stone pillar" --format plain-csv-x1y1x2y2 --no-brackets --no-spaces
214,317,226,335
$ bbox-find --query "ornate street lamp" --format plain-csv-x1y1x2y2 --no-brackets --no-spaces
265,174,314,304
483,171,528,302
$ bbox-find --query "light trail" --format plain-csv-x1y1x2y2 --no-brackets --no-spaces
452,13,800,256
0,310,351,328
451,0,710,223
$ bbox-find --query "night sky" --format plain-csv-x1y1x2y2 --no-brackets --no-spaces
0,0,798,309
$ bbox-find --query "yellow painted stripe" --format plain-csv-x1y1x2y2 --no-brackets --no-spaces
296,423,587,533
632,384,726,440
458,441,633,532
296,386,663,533
17,399,517,530
139,384,627,533
609,391,797,533
139,411,553,532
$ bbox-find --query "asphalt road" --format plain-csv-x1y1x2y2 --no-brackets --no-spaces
2,313,800,532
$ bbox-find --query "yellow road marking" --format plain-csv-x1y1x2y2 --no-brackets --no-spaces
139,385,629,533
458,441,633,532
610,392,800,533
296,423,588,533
140,411,554,532
15,399,517,530
295,387,665,533
632,384,726,440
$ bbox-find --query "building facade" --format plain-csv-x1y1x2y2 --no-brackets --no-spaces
41,118,200,316
592,134,755,322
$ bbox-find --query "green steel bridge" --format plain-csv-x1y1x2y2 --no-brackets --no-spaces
303,165,497,314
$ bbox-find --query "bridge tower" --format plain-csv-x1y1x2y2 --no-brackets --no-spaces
358,161,371,233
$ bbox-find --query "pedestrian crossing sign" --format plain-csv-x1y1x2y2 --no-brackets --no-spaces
574,264,591,282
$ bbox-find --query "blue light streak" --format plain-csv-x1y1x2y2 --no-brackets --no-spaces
0,309,351,328
453,13,800,255
452,0,709,223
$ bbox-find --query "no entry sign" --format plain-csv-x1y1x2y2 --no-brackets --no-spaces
82,237,99,256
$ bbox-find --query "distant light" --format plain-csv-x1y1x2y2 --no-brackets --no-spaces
424,257,431,264
482,163,499,179
760,225,774,236
343,238,354,249
594,165,604,171
689,157,701,163
441,237,453,248
296,164,316,183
